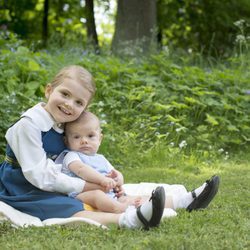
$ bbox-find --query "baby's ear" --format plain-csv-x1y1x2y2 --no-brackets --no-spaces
99,133,103,142
63,135,67,145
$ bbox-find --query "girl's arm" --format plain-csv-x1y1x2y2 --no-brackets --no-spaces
6,117,85,194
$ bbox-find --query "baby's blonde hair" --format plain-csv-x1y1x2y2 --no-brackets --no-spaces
65,111,101,135
50,65,96,105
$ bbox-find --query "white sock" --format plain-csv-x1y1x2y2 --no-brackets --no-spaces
139,199,153,221
118,206,143,229
162,208,177,218
118,199,153,229
194,182,207,196
172,182,207,209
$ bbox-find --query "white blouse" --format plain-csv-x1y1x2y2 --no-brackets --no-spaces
5,103,85,194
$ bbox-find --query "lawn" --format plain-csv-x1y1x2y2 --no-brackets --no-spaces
0,154,249,250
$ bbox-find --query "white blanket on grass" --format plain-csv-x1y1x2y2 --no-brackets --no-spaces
0,182,184,228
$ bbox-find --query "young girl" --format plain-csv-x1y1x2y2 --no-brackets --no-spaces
59,111,220,214
0,65,165,229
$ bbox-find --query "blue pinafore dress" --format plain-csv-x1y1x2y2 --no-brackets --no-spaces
0,128,84,220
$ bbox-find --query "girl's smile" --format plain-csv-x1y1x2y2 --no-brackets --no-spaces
58,103,73,116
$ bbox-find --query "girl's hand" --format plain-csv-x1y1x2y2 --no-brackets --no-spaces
114,185,125,198
106,170,124,186
106,169,118,180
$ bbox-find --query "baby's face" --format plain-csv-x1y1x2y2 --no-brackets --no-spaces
65,119,102,155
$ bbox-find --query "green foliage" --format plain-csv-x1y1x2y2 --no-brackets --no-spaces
0,41,249,160
0,0,89,49
1,0,250,55
0,0,38,38
158,0,250,56
86,53,250,166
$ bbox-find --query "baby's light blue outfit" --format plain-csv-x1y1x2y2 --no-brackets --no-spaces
60,151,116,198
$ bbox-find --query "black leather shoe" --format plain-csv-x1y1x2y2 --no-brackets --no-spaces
186,175,220,212
136,186,165,230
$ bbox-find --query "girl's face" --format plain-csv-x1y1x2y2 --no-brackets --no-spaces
44,79,92,124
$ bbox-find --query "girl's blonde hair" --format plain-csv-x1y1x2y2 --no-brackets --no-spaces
50,65,96,105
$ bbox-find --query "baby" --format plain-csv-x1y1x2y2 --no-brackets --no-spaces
60,111,142,213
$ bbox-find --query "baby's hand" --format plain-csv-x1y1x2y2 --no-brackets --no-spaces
100,177,116,192
114,185,125,198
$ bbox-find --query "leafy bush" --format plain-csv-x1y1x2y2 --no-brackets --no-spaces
85,53,250,166
158,0,250,56
0,43,249,166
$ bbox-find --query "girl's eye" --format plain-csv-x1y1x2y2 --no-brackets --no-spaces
62,91,69,97
73,135,80,139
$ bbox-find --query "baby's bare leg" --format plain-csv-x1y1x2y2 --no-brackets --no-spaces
118,195,143,208
76,190,130,213
123,195,174,209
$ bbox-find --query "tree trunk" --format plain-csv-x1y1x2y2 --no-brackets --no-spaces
112,0,157,55
85,0,99,53
42,0,49,47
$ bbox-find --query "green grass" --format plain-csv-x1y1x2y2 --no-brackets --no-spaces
0,154,249,250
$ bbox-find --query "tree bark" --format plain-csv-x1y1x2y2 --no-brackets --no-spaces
85,0,99,53
42,0,49,47
112,0,157,55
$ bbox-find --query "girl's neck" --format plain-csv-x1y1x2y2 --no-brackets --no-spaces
41,103,64,130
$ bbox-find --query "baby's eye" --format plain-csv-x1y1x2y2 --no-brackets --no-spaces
73,135,80,139
76,100,83,106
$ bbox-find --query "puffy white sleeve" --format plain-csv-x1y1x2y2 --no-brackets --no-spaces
5,118,85,194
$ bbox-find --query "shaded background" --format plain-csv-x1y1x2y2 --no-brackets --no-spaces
1,0,250,56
